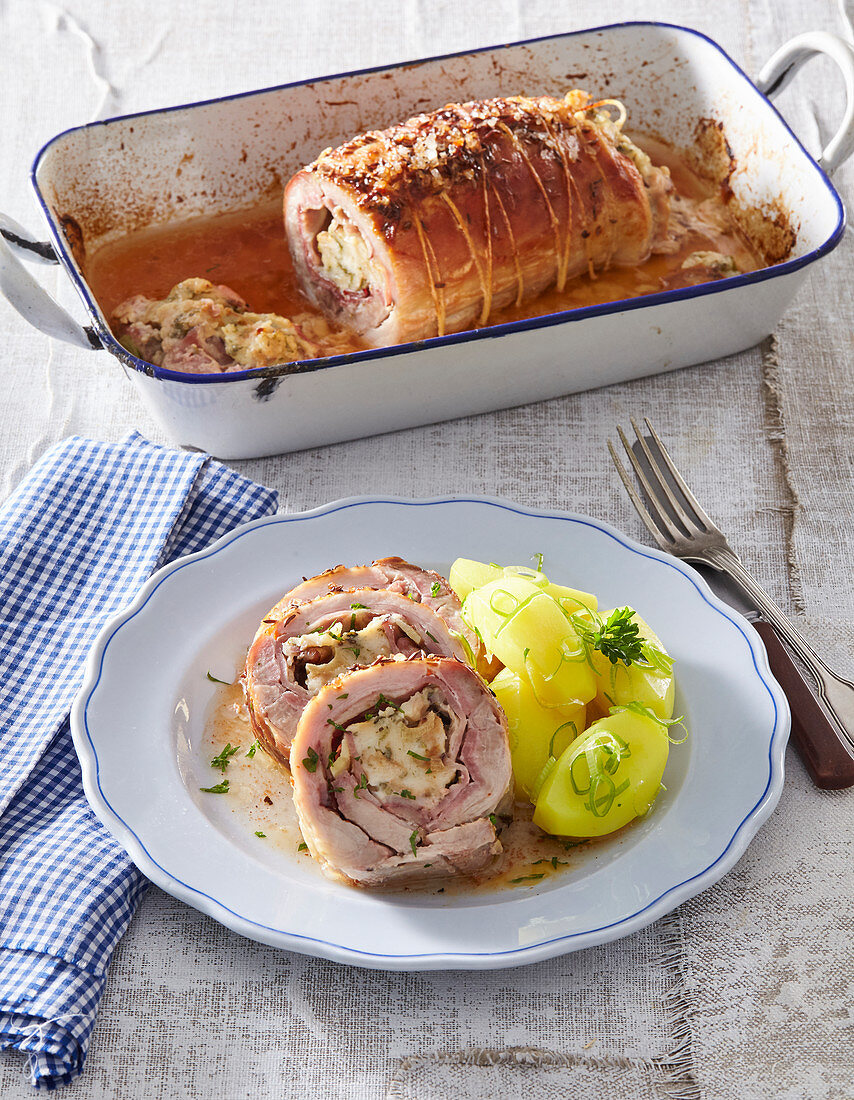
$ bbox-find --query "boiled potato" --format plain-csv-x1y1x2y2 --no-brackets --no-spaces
590,608,674,719
449,558,597,614
449,559,503,602
490,667,585,798
462,575,597,706
533,708,669,837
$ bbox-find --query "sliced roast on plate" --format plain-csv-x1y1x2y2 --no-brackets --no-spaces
244,587,467,765
262,556,470,633
290,656,513,887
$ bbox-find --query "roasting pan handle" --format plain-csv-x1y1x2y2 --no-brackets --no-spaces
756,31,854,174
0,214,100,350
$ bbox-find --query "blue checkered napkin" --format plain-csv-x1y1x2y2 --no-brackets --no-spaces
0,433,277,1090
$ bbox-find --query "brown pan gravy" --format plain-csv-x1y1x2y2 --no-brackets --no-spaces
204,679,593,894
86,137,764,364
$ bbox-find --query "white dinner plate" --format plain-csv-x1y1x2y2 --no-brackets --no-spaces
71,496,789,970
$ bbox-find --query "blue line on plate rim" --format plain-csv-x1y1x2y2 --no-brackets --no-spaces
77,497,785,962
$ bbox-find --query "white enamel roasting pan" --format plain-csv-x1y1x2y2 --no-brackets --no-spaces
2,22,853,459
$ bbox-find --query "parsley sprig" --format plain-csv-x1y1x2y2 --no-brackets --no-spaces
574,607,646,666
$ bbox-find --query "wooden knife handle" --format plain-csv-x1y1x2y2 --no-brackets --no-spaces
752,619,854,790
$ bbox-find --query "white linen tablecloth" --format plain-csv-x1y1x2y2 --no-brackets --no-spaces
1,1,852,1096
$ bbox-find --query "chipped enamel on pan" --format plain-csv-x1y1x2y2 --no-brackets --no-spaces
3,23,854,459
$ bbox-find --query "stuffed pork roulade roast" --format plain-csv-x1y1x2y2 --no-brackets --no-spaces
262,556,471,640
244,586,468,766
290,656,513,886
285,91,673,346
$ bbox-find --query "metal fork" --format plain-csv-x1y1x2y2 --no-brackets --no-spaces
609,416,854,789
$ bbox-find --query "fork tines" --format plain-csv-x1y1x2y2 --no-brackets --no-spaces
608,417,722,554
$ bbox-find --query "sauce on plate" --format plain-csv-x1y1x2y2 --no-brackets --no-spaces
202,679,591,894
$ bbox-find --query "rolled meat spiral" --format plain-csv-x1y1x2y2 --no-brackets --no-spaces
290,656,513,887
244,587,467,765
251,556,481,668
262,556,471,640
284,91,672,346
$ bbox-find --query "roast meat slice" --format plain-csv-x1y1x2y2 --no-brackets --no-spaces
290,656,513,887
243,588,467,765
257,556,481,670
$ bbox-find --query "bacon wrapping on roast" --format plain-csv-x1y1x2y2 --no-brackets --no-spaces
284,92,672,346
243,587,468,765
290,656,513,887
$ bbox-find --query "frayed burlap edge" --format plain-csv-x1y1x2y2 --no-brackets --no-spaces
387,910,702,1100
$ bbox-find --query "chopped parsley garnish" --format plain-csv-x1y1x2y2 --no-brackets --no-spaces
353,773,369,798
337,693,349,699
534,857,568,869
206,671,231,685
326,718,347,733
297,842,308,852
430,582,441,597
302,747,319,772
407,750,430,762
489,813,498,828
210,743,240,772
425,631,438,643
245,742,260,758
200,779,230,794
399,789,416,800
409,830,419,856
510,873,544,884
254,831,266,838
